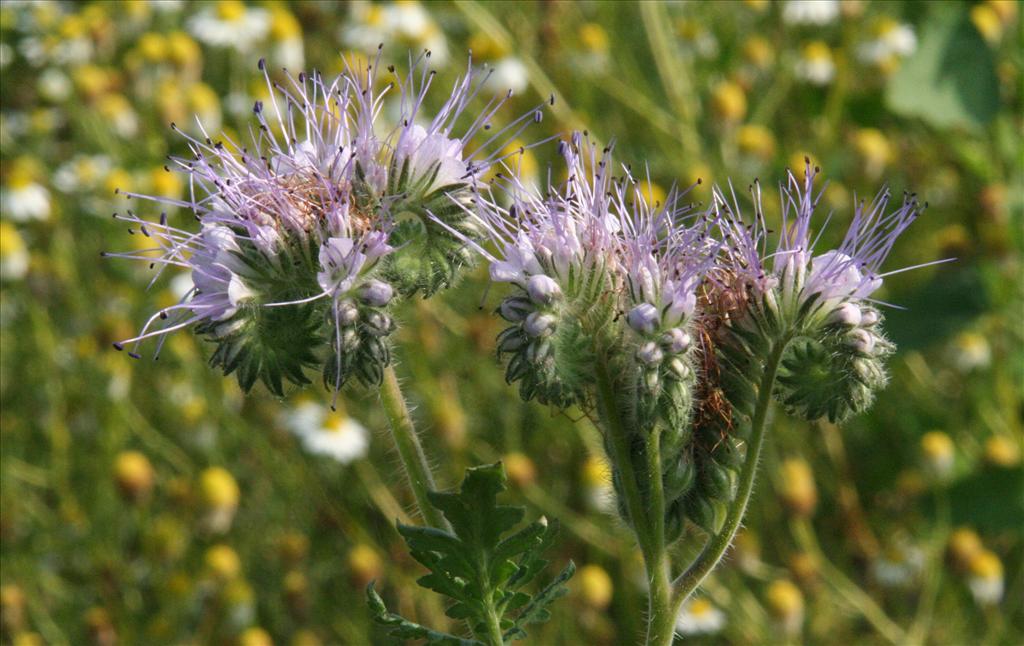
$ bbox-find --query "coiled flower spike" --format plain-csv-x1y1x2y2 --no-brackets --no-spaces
106,50,546,397
445,132,721,537
709,161,953,424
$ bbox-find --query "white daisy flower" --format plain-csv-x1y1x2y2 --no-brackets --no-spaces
187,0,270,53
783,0,840,26
484,57,529,94
53,155,113,193
857,19,917,66
2,178,50,222
0,221,29,281
967,550,1004,606
282,401,370,464
795,41,835,86
871,541,925,588
675,597,726,636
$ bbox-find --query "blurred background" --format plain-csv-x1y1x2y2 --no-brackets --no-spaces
0,1,1021,644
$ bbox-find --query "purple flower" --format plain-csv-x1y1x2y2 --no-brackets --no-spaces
108,52,544,394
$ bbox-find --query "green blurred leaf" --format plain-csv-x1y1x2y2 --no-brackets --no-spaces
946,467,1024,533
367,463,574,644
886,6,999,130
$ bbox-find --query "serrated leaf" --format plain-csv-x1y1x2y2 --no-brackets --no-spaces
505,561,577,639
366,583,482,646
370,463,575,643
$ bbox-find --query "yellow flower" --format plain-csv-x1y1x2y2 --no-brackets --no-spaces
984,435,1021,468
853,128,892,176
581,455,608,487
639,179,667,207
270,6,302,41
347,543,382,588
577,564,613,609
114,450,155,502
468,32,508,61
73,65,114,100
205,544,242,581
238,627,274,646
742,36,774,69
711,80,747,123
765,579,804,634
578,23,609,52
148,167,183,199
737,124,775,160
217,0,248,22
186,82,221,118
137,32,168,63
779,458,817,516
920,431,955,479
503,452,537,488
200,467,240,509
971,4,1004,43
789,152,820,175
104,168,134,197
167,31,202,68
948,527,983,570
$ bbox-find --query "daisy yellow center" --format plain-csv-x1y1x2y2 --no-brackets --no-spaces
802,41,832,63
324,413,351,434
216,0,247,22
690,598,713,617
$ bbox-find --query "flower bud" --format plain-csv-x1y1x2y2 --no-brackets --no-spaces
828,302,862,327
627,303,660,335
860,307,879,326
337,299,359,325
341,328,359,350
661,328,692,354
358,279,393,307
847,328,875,354
526,274,562,305
637,341,664,366
666,357,690,381
498,296,533,323
365,312,395,336
524,311,556,338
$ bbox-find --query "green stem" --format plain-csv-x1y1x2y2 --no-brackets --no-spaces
482,591,505,646
671,338,789,608
379,364,448,530
593,360,676,646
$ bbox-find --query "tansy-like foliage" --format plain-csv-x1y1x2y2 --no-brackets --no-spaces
367,463,575,645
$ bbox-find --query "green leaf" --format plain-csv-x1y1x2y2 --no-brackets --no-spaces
367,463,574,644
366,583,482,646
886,6,999,130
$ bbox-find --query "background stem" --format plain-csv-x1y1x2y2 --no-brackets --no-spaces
379,364,449,530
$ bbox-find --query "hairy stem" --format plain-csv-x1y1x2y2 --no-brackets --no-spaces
379,364,449,530
671,338,789,607
644,427,676,646
594,359,676,646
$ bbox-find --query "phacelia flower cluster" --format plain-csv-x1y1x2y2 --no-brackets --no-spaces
710,161,949,423
108,52,544,396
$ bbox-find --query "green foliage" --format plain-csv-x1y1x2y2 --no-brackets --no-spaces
887,5,1000,130
367,463,575,645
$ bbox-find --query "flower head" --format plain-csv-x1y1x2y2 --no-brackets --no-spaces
109,52,544,396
